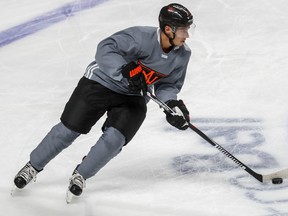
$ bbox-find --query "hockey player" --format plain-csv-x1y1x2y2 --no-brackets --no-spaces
13,3,194,200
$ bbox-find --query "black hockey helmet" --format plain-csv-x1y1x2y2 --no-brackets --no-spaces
159,3,193,32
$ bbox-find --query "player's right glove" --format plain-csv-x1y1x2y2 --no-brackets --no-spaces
121,62,147,94
164,99,190,130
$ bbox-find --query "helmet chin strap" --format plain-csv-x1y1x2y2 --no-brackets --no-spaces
168,33,176,46
163,25,176,46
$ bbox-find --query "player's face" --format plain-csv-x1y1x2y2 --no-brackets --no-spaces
164,24,195,47
175,24,196,45
173,26,190,46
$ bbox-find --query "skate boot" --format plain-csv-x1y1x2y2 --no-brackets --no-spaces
14,162,40,189
66,166,86,203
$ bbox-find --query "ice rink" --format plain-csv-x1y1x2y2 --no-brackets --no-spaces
1,0,288,215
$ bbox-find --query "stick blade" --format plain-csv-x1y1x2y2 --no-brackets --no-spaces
262,168,288,183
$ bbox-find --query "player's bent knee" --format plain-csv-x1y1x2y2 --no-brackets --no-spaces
103,127,126,154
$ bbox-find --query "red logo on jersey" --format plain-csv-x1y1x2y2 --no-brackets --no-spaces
138,61,167,85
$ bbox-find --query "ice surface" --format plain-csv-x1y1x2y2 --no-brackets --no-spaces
1,0,288,215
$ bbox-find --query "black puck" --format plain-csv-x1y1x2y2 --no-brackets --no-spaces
272,178,283,184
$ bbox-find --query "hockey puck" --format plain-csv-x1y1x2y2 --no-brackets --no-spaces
272,178,283,184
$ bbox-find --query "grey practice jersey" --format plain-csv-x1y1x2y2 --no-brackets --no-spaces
84,26,191,102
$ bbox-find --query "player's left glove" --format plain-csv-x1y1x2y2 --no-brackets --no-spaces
164,99,190,130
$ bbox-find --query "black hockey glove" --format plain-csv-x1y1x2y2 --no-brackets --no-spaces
164,100,190,130
121,62,147,95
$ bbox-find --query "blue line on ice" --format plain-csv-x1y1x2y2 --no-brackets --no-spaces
0,0,107,47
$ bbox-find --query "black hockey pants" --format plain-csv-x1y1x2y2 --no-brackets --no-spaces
60,77,147,144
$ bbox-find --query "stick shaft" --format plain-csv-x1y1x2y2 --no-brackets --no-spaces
147,92,263,182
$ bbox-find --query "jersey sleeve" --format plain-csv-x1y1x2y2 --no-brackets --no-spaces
95,28,142,81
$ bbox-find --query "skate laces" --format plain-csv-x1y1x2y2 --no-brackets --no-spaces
69,170,86,189
17,162,38,183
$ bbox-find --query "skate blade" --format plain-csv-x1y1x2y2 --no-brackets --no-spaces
66,190,74,204
10,186,16,196
10,185,20,196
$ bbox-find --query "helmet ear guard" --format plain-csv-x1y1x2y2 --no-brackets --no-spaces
162,24,177,34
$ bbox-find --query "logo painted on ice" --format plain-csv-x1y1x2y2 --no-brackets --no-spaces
171,118,288,215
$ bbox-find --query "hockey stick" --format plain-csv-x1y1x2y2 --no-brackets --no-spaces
147,91,288,183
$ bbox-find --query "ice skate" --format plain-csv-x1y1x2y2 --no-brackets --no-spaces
11,162,40,195
66,166,86,203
